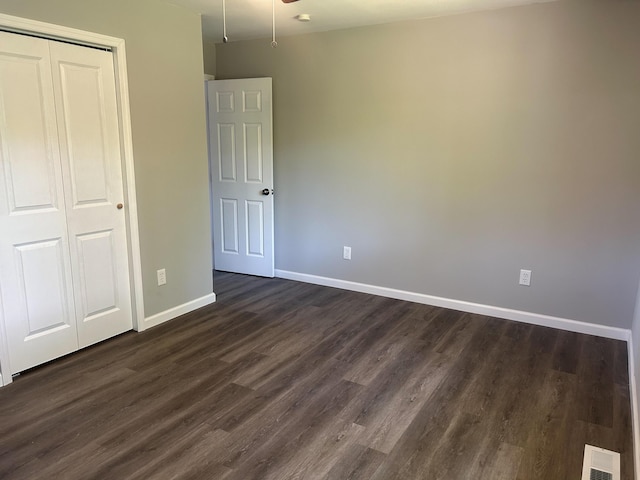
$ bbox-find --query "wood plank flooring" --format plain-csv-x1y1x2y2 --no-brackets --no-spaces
0,271,634,479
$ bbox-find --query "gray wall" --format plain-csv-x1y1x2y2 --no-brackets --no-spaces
203,40,216,77
0,0,213,317
215,0,640,329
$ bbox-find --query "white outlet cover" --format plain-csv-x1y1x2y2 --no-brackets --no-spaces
519,269,531,286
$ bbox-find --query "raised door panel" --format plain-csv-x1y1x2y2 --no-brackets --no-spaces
218,124,236,182
0,32,78,374
13,239,73,336
0,43,58,213
220,198,239,254
56,60,109,205
245,200,264,257
1,238,78,373
75,231,118,319
243,123,263,183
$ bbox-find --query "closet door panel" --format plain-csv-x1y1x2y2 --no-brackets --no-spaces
75,230,118,318
50,41,132,348
13,239,72,336
0,32,78,374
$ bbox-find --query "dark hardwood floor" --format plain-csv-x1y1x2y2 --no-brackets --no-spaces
0,271,634,479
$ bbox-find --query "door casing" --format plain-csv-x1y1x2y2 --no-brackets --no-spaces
0,13,144,387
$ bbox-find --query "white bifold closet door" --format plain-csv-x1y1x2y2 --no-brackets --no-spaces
0,31,132,374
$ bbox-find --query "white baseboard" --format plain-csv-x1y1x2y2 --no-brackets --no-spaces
275,270,630,341
142,292,216,330
627,337,640,480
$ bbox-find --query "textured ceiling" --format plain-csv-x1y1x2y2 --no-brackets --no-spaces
167,0,557,43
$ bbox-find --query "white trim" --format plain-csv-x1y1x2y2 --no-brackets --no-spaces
0,13,122,47
0,285,9,386
628,335,640,480
0,14,145,332
205,81,216,273
143,293,217,330
275,270,630,341
111,41,145,331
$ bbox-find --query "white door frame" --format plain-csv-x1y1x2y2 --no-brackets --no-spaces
0,13,144,386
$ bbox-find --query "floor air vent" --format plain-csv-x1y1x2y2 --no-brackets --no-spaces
581,445,620,480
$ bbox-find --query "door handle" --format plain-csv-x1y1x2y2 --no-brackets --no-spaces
261,188,274,196
117,203,124,209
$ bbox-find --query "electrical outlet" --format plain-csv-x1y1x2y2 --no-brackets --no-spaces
157,268,167,286
519,269,531,286
343,246,352,260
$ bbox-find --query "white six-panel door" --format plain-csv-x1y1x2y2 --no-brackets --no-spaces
208,78,274,277
0,32,132,374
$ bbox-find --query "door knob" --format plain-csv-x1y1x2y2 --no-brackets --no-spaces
261,188,271,196
117,203,124,209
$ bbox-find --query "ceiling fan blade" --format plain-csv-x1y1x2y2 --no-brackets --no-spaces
282,0,299,3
